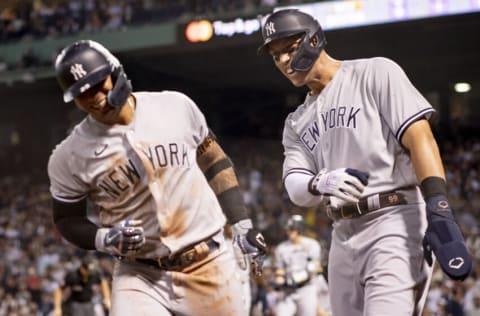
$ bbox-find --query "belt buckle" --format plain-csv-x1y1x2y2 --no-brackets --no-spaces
180,249,197,267
338,202,362,220
158,256,180,270
340,206,354,219
157,257,169,269
158,239,215,271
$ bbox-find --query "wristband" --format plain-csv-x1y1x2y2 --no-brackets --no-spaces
420,176,447,199
308,169,327,196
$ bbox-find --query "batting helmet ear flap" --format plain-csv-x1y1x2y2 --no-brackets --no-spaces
290,30,327,72
108,66,132,107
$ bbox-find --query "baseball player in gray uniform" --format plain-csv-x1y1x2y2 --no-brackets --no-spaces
47,40,267,316
258,9,472,316
273,214,321,316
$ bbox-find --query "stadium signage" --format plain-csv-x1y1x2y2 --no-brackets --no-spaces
185,17,261,42
212,18,261,37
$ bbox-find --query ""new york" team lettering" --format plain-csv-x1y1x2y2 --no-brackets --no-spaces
301,106,360,151
98,143,190,198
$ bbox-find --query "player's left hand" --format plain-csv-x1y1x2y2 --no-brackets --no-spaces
423,195,472,281
232,219,267,276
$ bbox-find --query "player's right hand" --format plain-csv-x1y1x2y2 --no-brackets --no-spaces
95,219,146,257
310,168,369,203
232,219,268,276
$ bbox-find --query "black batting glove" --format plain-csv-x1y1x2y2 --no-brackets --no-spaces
423,195,472,281
232,219,267,276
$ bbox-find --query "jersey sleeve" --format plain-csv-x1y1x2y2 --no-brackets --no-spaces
282,115,318,181
370,57,435,142
179,92,209,146
48,142,89,203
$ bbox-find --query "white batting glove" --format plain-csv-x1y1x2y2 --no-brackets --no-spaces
232,219,267,276
95,219,146,257
309,168,369,203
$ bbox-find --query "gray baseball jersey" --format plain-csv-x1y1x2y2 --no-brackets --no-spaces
282,57,434,197
48,90,248,315
49,91,226,258
275,236,320,273
274,236,320,316
281,57,434,315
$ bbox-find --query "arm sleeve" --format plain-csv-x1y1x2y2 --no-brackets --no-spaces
284,173,324,207
52,197,98,250
370,58,435,142
282,114,318,181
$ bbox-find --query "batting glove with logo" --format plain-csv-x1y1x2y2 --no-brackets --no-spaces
95,219,146,257
232,219,267,276
423,195,472,281
309,168,369,203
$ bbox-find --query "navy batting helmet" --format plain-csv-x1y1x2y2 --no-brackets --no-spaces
54,40,131,107
258,9,326,72
286,214,305,232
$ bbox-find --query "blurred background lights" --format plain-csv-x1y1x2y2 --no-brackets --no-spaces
185,20,213,42
454,82,471,93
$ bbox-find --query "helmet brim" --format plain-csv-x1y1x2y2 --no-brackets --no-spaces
63,66,111,103
257,30,306,55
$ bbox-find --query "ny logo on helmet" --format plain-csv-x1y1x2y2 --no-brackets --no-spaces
70,64,87,81
265,22,276,37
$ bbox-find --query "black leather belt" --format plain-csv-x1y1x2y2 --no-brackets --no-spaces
136,238,218,271
327,186,414,221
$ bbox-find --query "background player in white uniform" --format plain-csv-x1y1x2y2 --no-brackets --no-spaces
273,214,321,316
47,40,267,316
258,9,472,316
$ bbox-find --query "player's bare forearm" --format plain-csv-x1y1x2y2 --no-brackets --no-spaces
196,133,248,224
196,134,239,195
401,119,445,182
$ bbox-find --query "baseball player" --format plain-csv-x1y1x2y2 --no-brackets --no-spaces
258,9,472,316
53,257,110,316
47,39,267,316
272,214,321,316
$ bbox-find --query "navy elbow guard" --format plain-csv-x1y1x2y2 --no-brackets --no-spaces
421,177,472,281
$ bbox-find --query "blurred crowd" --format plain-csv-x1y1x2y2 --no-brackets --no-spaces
1,135,480,315
0,0,320,43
